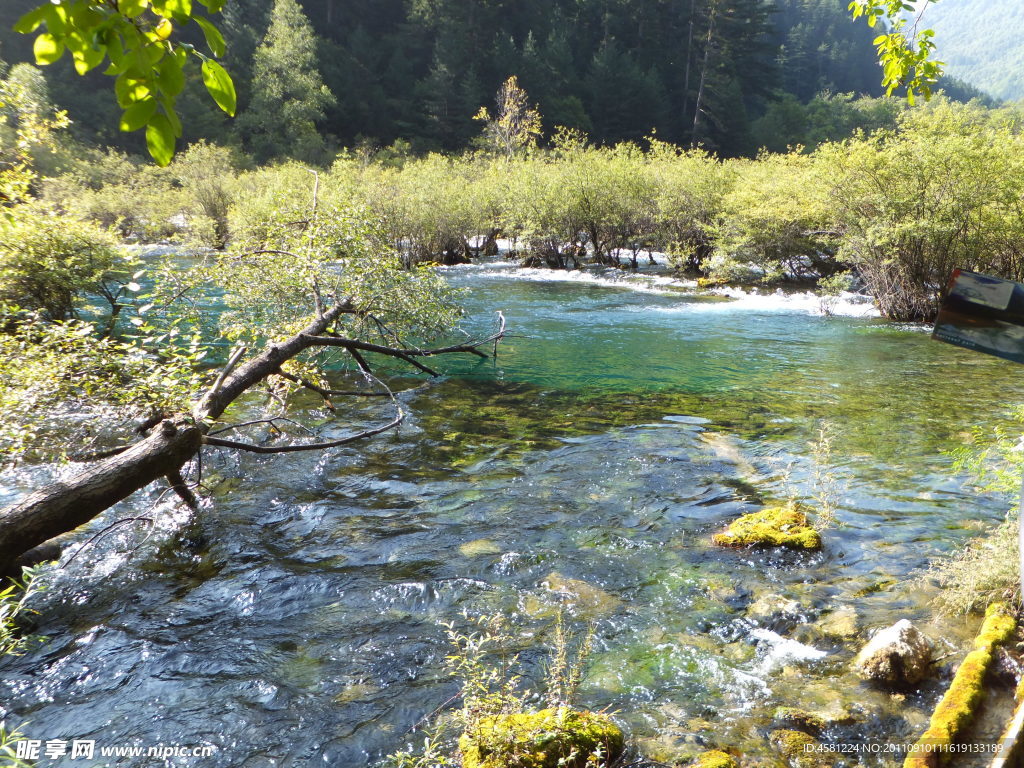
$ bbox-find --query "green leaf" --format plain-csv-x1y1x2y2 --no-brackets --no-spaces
162,99,183,137
115,75,152,107
156,55,185,96
117,0,149,18
119,98,158,131
145,112,175,166
167,0,193,17
201,59,235,116
33,33,65,65
69,33,106,75
194,16,225,57
14,6,49,34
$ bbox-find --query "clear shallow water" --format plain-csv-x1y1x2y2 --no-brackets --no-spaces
2,260,1022,767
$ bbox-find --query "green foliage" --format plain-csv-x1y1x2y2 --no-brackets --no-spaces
0,565,46,658
825,99,1024,320
0,206,126,320
925,515,1019,615
26,99,1024,327
473,76,542,160
848,0,943,102
0,63,68,206
0,567,46,768
710,150,836,283
914,0,1024,102
14,0,234,164
751,92,904,153
648,143,730,274
0,310,202,462
170,139,241,248
2,0,900,158
0,722,35,768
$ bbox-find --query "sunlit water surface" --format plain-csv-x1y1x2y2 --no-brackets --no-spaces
2,260,1021,767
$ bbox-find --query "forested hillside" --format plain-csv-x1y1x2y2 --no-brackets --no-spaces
914,0,1024,102
1,0,977,159
0,0,996,162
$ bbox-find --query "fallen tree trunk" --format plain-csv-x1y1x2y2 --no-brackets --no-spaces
0,298,506,576
0,420,202,572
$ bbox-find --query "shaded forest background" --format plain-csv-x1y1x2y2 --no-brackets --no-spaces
0,0,993,161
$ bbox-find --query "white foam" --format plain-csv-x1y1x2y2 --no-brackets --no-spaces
440,261,698,296
441,260,880,317
749,627,828,673
706,287,880,318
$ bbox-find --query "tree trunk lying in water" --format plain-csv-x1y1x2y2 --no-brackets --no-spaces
0,299,506,576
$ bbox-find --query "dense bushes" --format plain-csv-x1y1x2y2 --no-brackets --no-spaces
37,98,1024,322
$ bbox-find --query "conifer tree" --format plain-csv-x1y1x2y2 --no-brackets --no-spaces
239,0,335,162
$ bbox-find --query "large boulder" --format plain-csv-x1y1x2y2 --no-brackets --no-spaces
853,619,933,686
459,708,624,768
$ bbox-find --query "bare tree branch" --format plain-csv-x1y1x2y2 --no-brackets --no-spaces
272,369,391,398
203,405,404,454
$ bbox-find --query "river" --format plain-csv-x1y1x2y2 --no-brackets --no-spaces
1,259,1020,767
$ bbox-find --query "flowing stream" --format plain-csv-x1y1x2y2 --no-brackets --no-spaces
2,259,1022,767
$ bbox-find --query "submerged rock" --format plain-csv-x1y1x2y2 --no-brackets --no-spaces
459,707,624,768
687,750,739,768
712,504,822,551
747,592,804,632
853,619,933,687
522,572,622,619
771,707,825,736
816,606,860,641
459,539,502,557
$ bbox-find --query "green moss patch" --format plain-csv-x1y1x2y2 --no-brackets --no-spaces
712,504,822,551
459,707,624,768
904,602,1017,768
687,749,740,768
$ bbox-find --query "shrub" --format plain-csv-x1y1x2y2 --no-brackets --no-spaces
710,150,837,283
825,100,1024,320
171,141,243,249
0,207,126,320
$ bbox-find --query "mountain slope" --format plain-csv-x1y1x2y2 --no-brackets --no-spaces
916,0,1024,100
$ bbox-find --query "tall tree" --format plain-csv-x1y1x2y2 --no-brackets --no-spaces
238,0,335,162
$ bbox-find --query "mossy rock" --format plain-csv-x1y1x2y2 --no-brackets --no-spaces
459,708,624,768
687,749,740,768
712,504,821,551
769,729,833,768
904,603,1018,768
772,707,825,736
696,277,728,288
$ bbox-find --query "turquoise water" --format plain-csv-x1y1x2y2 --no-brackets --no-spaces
1,260,1021,766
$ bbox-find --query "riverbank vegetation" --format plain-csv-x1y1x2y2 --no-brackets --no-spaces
21,93,1024,322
